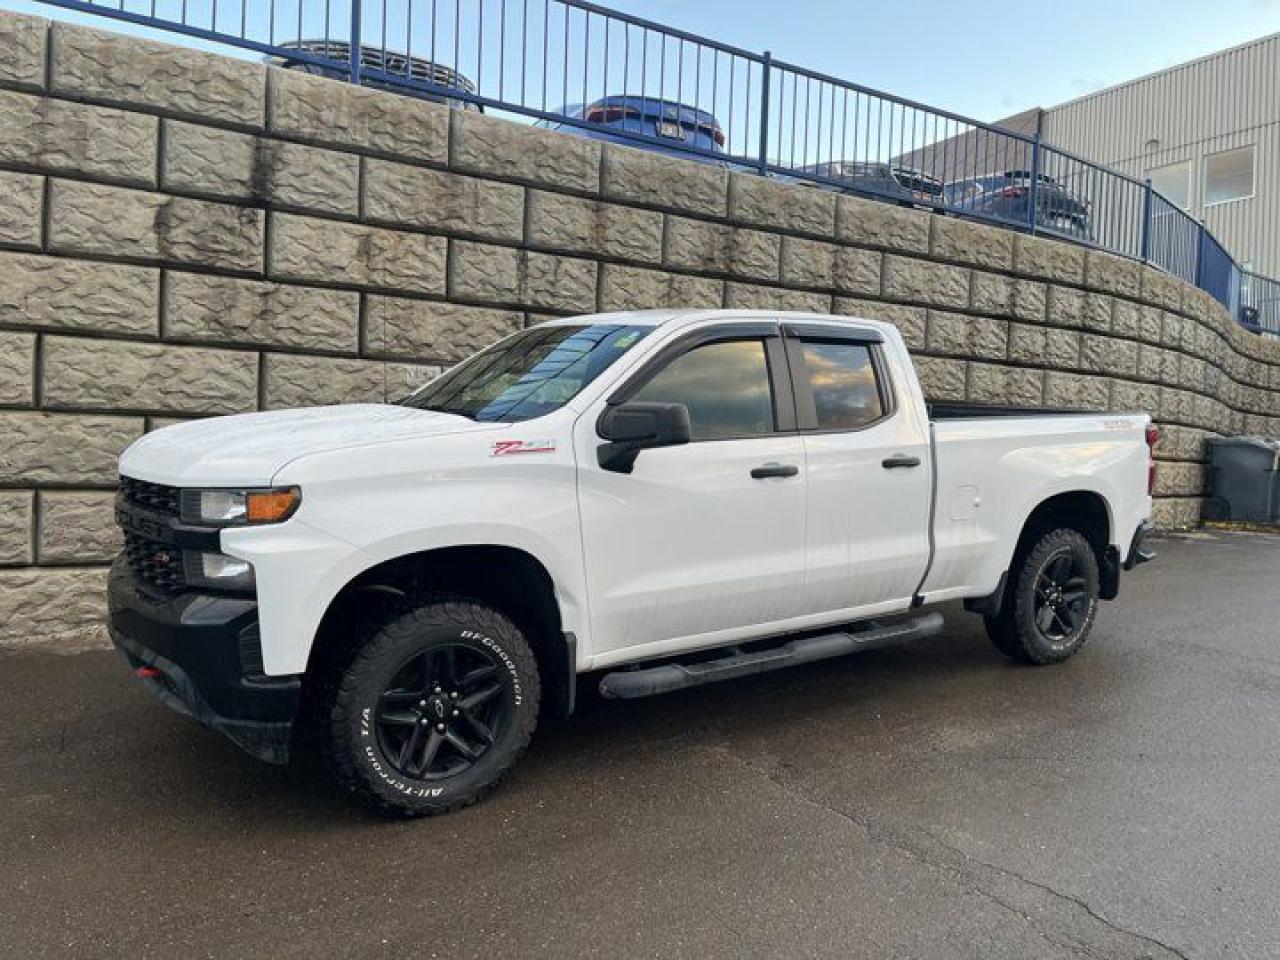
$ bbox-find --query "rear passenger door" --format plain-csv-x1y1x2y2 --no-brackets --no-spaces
785,323,932,617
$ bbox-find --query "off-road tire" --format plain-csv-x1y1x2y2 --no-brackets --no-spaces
984,528,1100,665
323,596,541,818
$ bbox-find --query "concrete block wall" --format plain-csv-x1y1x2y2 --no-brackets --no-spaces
1,10,1279,649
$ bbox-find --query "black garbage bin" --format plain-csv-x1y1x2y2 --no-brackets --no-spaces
1204,437,1280,523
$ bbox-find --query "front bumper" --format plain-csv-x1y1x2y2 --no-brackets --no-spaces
107,556,300,763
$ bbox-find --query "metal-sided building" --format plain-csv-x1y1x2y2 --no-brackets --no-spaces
1037,32,1280,280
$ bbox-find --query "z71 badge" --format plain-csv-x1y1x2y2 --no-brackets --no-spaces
490,439,557,457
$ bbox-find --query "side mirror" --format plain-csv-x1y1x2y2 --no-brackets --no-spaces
596,402,692,473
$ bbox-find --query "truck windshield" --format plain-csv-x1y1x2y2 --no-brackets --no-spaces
401,323,651,422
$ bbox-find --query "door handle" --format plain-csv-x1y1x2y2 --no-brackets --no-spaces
750,462,800,479
882,455,922,469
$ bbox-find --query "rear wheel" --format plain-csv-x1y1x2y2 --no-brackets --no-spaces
984,528,1100,665
323,597,541,817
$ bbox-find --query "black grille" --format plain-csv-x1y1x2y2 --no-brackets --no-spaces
119,476,181,518
119,475,186,595
122,532,186,595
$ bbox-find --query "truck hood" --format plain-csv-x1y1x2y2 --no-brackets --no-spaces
119,404,497,487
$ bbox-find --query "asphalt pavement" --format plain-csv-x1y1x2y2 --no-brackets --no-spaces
2,531,1278,959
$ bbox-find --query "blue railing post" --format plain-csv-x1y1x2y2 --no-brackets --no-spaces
1194,222,1204,288
1139,178,1152,262
349,0,362,84
757,51,771,176
1027,136,1041,234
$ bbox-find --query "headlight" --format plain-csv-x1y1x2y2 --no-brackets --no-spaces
182,551,255,592
179,487,300,526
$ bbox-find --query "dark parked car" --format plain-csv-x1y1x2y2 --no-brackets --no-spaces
943,170,1092,240
269,40,481,110
794,161,944,206
537,95,727,163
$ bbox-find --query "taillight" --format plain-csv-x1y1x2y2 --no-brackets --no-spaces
711,127,726,147
584,105,639,123
1145,424,1160,495
997,185,1029,199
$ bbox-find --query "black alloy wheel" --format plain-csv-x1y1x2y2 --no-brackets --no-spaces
1031,550,1090,643
375,643,510,780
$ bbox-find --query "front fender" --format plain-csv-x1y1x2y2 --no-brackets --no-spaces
225,519,588,677
231,446,589,675
346,519,589,649
221,519,378,676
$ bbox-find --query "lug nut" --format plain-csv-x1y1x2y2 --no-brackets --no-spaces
418,700,427,707
436,723,446,732
433,685,442,694
450,691,458,699
452,709,459,717
419,718,429,726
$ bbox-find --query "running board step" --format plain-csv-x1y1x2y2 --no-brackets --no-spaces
598,612,944,700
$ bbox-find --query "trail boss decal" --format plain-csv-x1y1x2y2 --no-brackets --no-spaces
490,439,557,457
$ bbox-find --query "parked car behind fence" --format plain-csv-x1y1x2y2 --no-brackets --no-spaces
269,39,482,111
795,161,945,207
537,95,728,164
944,170,1093,241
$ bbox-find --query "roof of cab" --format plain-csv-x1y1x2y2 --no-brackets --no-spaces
533,308,893,334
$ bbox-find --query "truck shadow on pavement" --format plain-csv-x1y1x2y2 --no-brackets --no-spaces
2,603,1112,831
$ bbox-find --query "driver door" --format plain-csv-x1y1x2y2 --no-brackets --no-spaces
574,321,808,663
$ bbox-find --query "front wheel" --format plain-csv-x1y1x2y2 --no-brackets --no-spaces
984,528,1100,665
323,597,541,817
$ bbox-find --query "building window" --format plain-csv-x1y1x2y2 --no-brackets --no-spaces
1148,160,1191,210
1204,146,1254,206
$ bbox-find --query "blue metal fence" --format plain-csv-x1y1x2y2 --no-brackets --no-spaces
1241,271,1280,336
30,0,1280,336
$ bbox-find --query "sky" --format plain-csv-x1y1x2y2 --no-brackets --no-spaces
5,0,1277,123
603,0,1280,120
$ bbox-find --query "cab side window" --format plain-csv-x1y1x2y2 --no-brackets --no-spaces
797,340,884,431
631,339,775,441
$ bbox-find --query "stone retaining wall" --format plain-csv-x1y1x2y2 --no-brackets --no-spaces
1,10,1278,648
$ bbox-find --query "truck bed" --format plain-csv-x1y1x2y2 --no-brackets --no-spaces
920,408,1152,605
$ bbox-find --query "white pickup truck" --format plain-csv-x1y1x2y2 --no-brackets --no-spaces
110,309,1156,816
